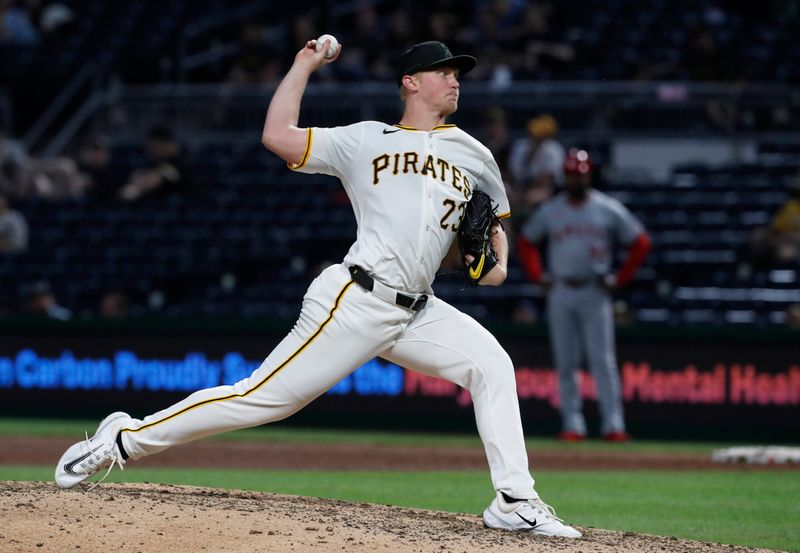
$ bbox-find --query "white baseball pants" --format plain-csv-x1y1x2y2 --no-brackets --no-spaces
120,263,536,499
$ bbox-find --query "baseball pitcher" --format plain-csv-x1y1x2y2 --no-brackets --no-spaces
55,39,580,538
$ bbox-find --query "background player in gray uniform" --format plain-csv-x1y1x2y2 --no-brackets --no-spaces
55,39,581,538
518,149,651,442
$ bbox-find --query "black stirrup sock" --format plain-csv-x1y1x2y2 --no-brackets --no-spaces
115,431,130,461
501,492,526,504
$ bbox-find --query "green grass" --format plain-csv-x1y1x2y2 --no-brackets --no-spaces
3,418,799,551
2,466,797,552
0,417,751,453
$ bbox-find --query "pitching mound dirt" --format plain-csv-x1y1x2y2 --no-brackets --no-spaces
0,481,779,553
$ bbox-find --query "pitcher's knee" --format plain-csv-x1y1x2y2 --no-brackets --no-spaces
469,348,515,386
495,352,517,384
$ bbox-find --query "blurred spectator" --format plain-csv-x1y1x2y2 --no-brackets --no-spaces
334,44,372,82
0,192,28,252
24,155,88,200
0,128,88,200
78,134,126,202
0,0,40,45
478,107,512,178
37,1,74,38
427,11,457,45
119,126,191,202
508,114,565,188
510,2,576,79
472,4,507,60
770,101,800,132
214,22,283,126
702,1,731,27
507,114,564,212
482,46,514,90
0,128,28,194
328,4,382,82
346,4,384,69
225,22,282,85
751,175,800,265
430,0,473,33
368,9,414,80
289,14,319,53
684,26,728,81
770,176,800,262
26,281,71,320
98,291,130,319
787,303,800,329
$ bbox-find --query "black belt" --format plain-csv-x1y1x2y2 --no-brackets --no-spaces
348,265,428,312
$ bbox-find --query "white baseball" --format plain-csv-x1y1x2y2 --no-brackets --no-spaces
315,34,339,58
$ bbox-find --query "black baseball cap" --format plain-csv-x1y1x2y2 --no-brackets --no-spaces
397,41,477,86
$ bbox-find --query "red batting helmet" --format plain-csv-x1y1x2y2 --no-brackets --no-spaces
564,149,593,175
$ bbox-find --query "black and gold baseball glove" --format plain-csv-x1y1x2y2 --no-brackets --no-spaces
457,190,500,287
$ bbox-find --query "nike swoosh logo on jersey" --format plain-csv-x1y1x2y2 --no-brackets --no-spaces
515,512,538,528
382,128,401,134
469,253,486,280
63,444,103,475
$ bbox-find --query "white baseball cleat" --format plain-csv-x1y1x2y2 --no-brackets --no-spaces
483,492,582,538
55,411,132,490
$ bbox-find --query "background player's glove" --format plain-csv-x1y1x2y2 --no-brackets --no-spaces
457,190,500,287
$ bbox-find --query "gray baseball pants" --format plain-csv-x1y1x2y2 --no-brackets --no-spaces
546,281,625,435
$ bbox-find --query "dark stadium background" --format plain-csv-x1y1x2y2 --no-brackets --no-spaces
1,0,798,441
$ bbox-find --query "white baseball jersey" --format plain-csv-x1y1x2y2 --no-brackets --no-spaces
522,190,642,280
114,120,539,503
291,122,510,294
